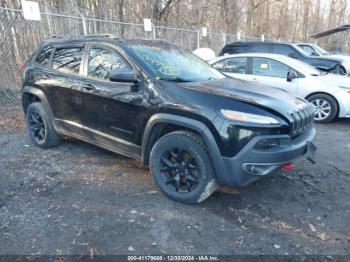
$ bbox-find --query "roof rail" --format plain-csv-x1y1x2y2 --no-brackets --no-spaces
77,34,119,39
49,35,64,38
48,34,119,40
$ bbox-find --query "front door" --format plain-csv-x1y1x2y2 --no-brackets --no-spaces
80,44,146,145
246,57,298,95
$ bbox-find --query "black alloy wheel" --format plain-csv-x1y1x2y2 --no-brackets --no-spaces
28,111,46,143
26,102,62,148
149,130,217,204
159,147,200,193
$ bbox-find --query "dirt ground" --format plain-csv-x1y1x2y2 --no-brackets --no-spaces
0,110,349,257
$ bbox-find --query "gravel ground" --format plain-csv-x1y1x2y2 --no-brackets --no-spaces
0,110,349,257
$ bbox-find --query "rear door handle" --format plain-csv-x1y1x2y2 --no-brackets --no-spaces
82,84,96,91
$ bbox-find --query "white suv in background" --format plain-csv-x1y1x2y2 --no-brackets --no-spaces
209,53,350,123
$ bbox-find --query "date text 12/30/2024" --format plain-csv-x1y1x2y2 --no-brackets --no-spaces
127,256,219,261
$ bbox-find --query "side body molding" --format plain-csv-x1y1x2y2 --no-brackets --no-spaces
141,113,229,185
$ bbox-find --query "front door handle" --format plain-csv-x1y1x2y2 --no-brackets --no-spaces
82,84,96,91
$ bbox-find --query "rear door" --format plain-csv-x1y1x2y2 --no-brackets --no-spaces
40,44,86,133
211,57,248,80
245,57,298,94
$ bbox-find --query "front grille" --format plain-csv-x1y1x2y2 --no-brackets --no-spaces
289,105,315,137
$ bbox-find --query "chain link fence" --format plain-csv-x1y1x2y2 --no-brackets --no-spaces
0,7,268,111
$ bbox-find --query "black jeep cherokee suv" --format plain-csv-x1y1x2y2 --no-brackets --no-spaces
22,35,316,204
219,41,347,75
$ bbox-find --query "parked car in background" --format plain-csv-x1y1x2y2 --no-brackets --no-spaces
209,53,350,123
193,47,216,61
22,35,316,203
297,43,350,74
219,42,348,76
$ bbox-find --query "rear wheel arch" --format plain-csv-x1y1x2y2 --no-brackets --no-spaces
141,113,228,185
22,86,53,117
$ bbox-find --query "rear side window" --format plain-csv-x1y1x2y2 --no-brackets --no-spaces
35,46,53,66
52,47,83,75
251,44,271,53
212,57,247,74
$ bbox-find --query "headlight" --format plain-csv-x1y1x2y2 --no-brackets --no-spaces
220,109,280,125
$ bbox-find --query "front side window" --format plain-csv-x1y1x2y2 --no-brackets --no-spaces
88,48,130,80
35,45,53,66
213,57,247,74
299,45,317,56
52,47,83,75
252,57,290,78
126,43,224,82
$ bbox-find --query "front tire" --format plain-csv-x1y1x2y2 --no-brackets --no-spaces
149,131,217,204
26,102,62,148
307,94,338,123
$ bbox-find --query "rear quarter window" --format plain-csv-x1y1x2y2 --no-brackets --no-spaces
35,45,53,66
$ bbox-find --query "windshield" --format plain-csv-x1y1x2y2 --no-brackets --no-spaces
312,44,329,55
126,43,225,82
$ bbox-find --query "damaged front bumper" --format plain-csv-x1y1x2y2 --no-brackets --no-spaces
221,127,316,186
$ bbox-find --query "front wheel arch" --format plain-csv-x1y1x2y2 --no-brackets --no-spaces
305,92,339,118
141,114,229,185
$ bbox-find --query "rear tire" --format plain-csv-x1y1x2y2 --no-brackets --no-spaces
26,102,62,148
149,131,217,204
307,94,338,123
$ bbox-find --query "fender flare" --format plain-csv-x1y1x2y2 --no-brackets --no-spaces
141,113,228,185
22,86,53,116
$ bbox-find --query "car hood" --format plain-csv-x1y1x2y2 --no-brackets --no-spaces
177,78,309,118
318,73,350,89
304,56,342,71
327,54,350,62
327,55,350,72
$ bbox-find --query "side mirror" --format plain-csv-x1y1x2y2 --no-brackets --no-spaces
109,69,139,83
287,71,297,82
311,51,319,56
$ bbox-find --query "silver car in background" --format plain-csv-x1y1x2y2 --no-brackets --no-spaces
209,53,350,123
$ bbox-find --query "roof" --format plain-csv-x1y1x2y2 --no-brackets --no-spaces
225,41,291,46
44,34,173,46
209,52,289,64
311,24,350,39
